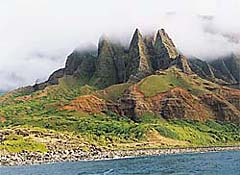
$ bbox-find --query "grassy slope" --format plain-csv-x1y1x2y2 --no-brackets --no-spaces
138,68,218,97
0,69,239,153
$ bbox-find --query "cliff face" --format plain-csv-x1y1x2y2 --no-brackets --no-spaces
116,68,240,123
65,49,96,81
189,58,215,81
170,55,192,74
126,29,152,79
34,28,192,90
91,37,119,88
152,29,179,70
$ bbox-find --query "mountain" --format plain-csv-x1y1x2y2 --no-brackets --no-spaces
32,28,192,92
17,28,239,123
0,28,239,155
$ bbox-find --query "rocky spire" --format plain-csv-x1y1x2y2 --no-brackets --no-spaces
92,35,119,88
129,29,141,49
126,28,152,79
33,28,194,91
154,29,178,59
153,29,179,70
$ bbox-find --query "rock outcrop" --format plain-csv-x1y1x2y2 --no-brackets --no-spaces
200,94,240,123
91,36,119,88
119,85,150,120
118,85,215,121
152,29,179,70
170,55,192,74
126,29,153,79
189,58,216,81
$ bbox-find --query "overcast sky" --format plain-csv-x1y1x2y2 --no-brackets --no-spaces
0,0,240,91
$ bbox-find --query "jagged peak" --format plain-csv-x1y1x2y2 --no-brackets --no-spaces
154,28,179,59
126,28,153,76
157,29,168,37
154,29,174,46
134,28,141,36
129,28,144,49
155,29,164,41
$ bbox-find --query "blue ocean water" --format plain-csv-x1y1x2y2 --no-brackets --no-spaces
1,151,240,175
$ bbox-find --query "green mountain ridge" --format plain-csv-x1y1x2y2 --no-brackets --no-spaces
0,28,239,155
189,54,240,87
31,28,192,92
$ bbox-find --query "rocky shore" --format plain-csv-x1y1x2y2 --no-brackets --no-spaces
1,146,240,166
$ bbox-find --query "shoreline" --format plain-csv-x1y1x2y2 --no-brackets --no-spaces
1,146,240,166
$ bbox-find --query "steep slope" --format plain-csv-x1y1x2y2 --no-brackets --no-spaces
189,56,240,88
90,37,119,88
189,58,215,81
210,53,240,87
170,55,192,74
118,68,240,123
33,47,97,91
152,29,179,70
126,29,152,79
1,67,239,156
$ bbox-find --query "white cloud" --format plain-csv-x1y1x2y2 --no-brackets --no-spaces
0,0,240,90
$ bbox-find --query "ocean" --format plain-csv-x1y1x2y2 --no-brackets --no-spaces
1,151,239,175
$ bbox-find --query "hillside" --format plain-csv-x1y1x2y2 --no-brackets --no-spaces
0,29,239,156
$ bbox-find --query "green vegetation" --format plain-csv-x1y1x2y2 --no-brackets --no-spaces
97,83,131,101
0,70,239,153
138,74,189,96
1,110,239,152
139,114,240,146
138,68,216,97
0,134,47,153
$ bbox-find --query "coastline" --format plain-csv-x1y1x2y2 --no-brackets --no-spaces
1,146,240,166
